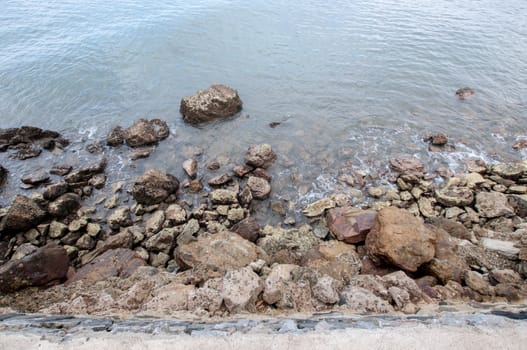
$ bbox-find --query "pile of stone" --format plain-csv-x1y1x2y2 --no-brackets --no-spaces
0,126,68,160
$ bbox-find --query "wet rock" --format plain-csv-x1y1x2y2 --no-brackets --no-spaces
210,189,238,205
455,87,475,99
247,176,271,199
50,165,72,176
123,119,169,147
42,182,69,200
231,217,260,242
233,165,253,177
48,220,68,239
366,207,436,272
165,204,187,225
430,133,448,146
239,186,253,206
258,225,319,264
221,267,263,313
0,195,47,233
107,207,133,230
145,228,177,254
244,144,277,169
512,140,527,151
131,169,179,205
180,84,242,124
188,179,203,193
175,231,259,272
64,159,106,184
339,286,393,313
182,159,198,178
0,126,67,159
389,156,425,176
107,126,124,147
68,248,146,285
10,144,42,160
491,161,527,179
326,207,376,244
208,173,233,186
301,241,362,283
475,192,514,218
129,147,154,160
312,275,342,305
21,170,49,186
435,185,474,207
427,217,471,240
303,198,335,218
464,271,493,296
0,244,69,292
426,227,468,283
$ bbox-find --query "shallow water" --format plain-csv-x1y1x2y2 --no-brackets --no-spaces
1,0,527,212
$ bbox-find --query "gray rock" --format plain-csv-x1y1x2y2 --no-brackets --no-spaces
21,170,49,186
180,84,242,124
131,170,179,205
145,210,165,235
123,119,169,147
480,238,520,258
210,189,238,204
42,182,69,200
244,144,277,169
339,286,393,313
107,126,124,146
247,176,271,200
182,159,198,178
312,275,341,304
107,206,133,230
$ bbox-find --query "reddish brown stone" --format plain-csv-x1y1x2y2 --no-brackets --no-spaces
326,207,377,244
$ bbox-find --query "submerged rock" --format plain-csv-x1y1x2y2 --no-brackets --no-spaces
107,126,124,147
180,84,243,124
366,207,436,272
0,244,69,292
131,169,179,205
182,158,198,178
123,119,169,147
455,87,475,99
0,126,68,159
389,156,425,176
244,144,277,169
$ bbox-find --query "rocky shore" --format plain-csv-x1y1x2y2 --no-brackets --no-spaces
0,85,526,319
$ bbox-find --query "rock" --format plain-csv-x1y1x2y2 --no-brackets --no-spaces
182,159,198,178
339,286,393,313
145,210,165,235
123,119,169,147
302,198,335,218
426,227,468,283
246,176,271,199
221,267,263,313
262,264,298,304
180,84,242,124
456,240,517,271
366,207,436,272
47,193,81,218
489,269,522,285
175,231,258,272
210,189,238,204
80,229,134,265
262,264,313,311
49,165,72,176
68,248,146,285
42,182,69,200
464,271,492,296
312,275,342,304
129,147,153,160
107,206,133,230
21,170,49,186
1,196,47,234
64,159,107,183
227,207,245,222
144,283,195,313
145,228,177,254
270,201,286,216
367,186,386,198
512,140,527,151
48,220,68,239
508,194,527,217
231,217,260,242
187,179,203,193
491,161,527,179
208,173,233,186
165,204,187,225
389,156,425,176
11,243,38,260
0,126,67,159
431,133,448,146
233,165,253,177
0,164,7,187
435,185,474,207
475,192,514,218
426,217,471,240
326,207,376,244
301,241,362,283
381,271,422,301
131,170,179,205
455,87,475,99
258,225,319,264
0,244,69,292
349,275,390,299
107,126,124,146
244,144,277,169
76,234,95,250
480,238,520,258
188,284,223,312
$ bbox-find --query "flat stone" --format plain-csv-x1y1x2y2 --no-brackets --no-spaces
480,238,520,258
302,198,335,218
210,189,238,204
475,192,515,218
435,186,474,207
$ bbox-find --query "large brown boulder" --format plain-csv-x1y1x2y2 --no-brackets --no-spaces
123,119,169,147
175,231,259,272
0,195,47,233
0,244,69,292
180,84,243,124
366,207,436,272
131,169,179,205
326,207,377,244
68,248,146,285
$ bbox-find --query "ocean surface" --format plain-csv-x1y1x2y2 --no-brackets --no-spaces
1,0,527,211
